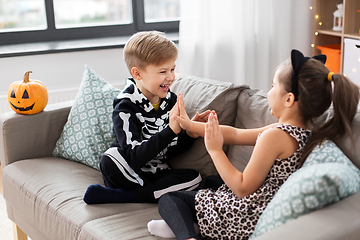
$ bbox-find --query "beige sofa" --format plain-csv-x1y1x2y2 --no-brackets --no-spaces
1,74,360,240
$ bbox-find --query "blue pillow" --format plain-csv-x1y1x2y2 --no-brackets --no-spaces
251,140,360,239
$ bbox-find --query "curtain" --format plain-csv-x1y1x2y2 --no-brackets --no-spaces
177,0,313,90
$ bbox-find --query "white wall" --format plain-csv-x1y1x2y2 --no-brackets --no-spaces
0,48,129,113
1,48,128,95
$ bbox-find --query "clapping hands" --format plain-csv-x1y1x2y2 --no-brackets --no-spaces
172,93,214,138
204,112,224,154
170,93,224,157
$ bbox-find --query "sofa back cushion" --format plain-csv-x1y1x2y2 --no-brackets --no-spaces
227,88,278,171
168,74,248,177
227,89,360,173
333,112,360,170
308,108,360,170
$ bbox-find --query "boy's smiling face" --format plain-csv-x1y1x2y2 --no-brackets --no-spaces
133,59,176,104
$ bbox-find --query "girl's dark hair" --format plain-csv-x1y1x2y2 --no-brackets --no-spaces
279,58,359,166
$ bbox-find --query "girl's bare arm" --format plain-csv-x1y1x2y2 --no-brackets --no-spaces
176,93,277,146
205,113,288,199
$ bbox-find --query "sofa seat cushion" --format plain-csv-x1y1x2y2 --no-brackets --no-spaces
2,158,157,240
78,207,162,240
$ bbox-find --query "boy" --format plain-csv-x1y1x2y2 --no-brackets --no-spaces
83,31,206,204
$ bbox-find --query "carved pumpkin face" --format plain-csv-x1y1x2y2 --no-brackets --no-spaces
8,71,48,115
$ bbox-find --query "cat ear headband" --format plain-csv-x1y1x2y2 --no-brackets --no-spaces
291,49,327,101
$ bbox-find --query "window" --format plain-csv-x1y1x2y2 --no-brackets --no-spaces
0,0,179,46
53,0,133,29
144,0,180,23
0,0,47,32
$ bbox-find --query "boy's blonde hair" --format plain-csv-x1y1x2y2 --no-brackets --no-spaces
123,31,178,74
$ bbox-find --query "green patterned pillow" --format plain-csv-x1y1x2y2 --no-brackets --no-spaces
303,140,359,172
53,66,121,170
251,141,360,239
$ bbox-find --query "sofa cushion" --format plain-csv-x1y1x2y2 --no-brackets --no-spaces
171,74,235,119
169,74,248,177
2,157,157,240
53,66,121,170
227,88,278,172
310,109,360,171
251,141,360,239
78,208,161,240
335,113,360,170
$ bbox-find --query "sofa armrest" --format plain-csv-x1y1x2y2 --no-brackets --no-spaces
0,101,73,167
254,191,360,240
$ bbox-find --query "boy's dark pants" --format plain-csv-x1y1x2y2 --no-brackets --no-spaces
100,154,202,203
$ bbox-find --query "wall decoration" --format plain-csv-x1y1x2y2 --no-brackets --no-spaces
332,3,343,31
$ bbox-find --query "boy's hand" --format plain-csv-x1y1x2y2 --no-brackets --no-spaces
169,101,182,134
204,113,224,154
174,93,193,130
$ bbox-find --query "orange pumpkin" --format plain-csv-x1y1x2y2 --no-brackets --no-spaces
8,71,48,115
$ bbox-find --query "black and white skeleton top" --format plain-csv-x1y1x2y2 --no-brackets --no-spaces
110,78,195,175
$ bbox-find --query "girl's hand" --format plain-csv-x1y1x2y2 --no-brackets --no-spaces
187,110,213,138
192,110,213,123
169,101,181,134
204,113,224,154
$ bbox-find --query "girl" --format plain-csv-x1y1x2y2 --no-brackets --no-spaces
147,49,359,240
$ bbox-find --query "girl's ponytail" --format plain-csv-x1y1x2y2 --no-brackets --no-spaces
300,72,359,165
331,73,359,140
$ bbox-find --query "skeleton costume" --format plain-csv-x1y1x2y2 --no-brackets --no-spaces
99,78,201,203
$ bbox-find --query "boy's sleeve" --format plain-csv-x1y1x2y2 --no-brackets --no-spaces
166,130,196,159
112,101,177,170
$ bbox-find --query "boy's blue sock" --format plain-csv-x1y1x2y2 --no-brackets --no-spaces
83,184,135,204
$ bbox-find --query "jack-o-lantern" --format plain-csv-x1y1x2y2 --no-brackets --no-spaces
8,71,48,115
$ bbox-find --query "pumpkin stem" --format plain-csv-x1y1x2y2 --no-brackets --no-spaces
23,71,33,83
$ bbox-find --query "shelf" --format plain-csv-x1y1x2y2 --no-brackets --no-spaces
317,29,343,37
312,0,360,74
343,33,360,40
316,30,360,41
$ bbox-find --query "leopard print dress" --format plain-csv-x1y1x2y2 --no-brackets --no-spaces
195,124,311,240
